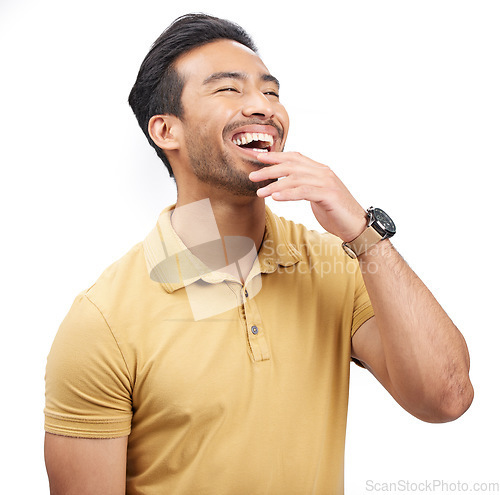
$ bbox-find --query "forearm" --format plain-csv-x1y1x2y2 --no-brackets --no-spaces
248,153,473,419
358,239,473,421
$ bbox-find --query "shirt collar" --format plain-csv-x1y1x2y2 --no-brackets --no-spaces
143,204,302,293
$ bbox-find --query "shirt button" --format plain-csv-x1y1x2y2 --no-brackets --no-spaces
244,289,249,297
251,325,259,335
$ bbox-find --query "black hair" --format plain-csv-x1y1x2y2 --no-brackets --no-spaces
128,13,258,177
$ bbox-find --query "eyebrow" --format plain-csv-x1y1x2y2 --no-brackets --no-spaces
202,71,280,89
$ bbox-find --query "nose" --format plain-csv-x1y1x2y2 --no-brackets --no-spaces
242,89,275,119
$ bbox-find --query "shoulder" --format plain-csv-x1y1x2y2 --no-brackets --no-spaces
267,209,347,261
265,209,363,291
82,240,161,315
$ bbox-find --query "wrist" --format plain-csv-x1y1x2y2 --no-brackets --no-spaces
342,207,396,259
357,238,393,261
344,214,369,243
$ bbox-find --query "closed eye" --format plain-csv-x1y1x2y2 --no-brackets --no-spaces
216,87,239,93
264,91,279,98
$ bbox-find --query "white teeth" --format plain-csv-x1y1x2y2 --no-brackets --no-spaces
231,132,274,147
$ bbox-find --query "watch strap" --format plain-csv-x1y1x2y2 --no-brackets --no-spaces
342,226,383,259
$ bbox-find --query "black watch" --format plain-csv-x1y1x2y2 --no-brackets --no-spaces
367,207,396,239
342,207,396,259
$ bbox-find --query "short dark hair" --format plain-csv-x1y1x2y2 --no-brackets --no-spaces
128,13,258,177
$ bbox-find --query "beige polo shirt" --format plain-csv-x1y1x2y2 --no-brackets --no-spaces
44,204,374,494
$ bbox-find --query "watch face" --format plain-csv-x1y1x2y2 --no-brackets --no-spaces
372,208,396,235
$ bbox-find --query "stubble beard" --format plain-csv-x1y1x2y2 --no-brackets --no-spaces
185,132,274,197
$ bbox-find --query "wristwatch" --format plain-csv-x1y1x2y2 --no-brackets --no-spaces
342,207,396,259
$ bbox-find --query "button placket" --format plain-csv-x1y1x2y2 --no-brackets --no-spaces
243,291,270,362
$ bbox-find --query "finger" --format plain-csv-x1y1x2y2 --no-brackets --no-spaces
249,163,293,182
256,174,328,198
249,161,325,183
257,151,329,169
255,151,293,165
266,184,329,203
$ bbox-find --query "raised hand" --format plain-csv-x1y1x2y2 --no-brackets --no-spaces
249,151,367,242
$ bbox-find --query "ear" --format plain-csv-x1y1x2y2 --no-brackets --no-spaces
148,114,182,151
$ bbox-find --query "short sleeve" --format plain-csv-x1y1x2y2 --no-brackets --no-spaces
349,261,375,368
351,261,375,338
44,292,133,439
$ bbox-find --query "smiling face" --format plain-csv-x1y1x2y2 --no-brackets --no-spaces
171,39,290,198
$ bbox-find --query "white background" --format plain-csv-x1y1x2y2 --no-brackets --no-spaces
1,0,499,493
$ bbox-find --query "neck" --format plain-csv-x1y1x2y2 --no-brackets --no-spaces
209,197,266,249
172,192,267,282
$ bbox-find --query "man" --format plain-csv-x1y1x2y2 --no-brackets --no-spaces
44,13,473,495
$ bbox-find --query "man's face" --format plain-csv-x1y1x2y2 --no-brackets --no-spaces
173,39,290,197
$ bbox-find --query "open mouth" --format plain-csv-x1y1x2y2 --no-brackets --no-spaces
231,132,274,153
